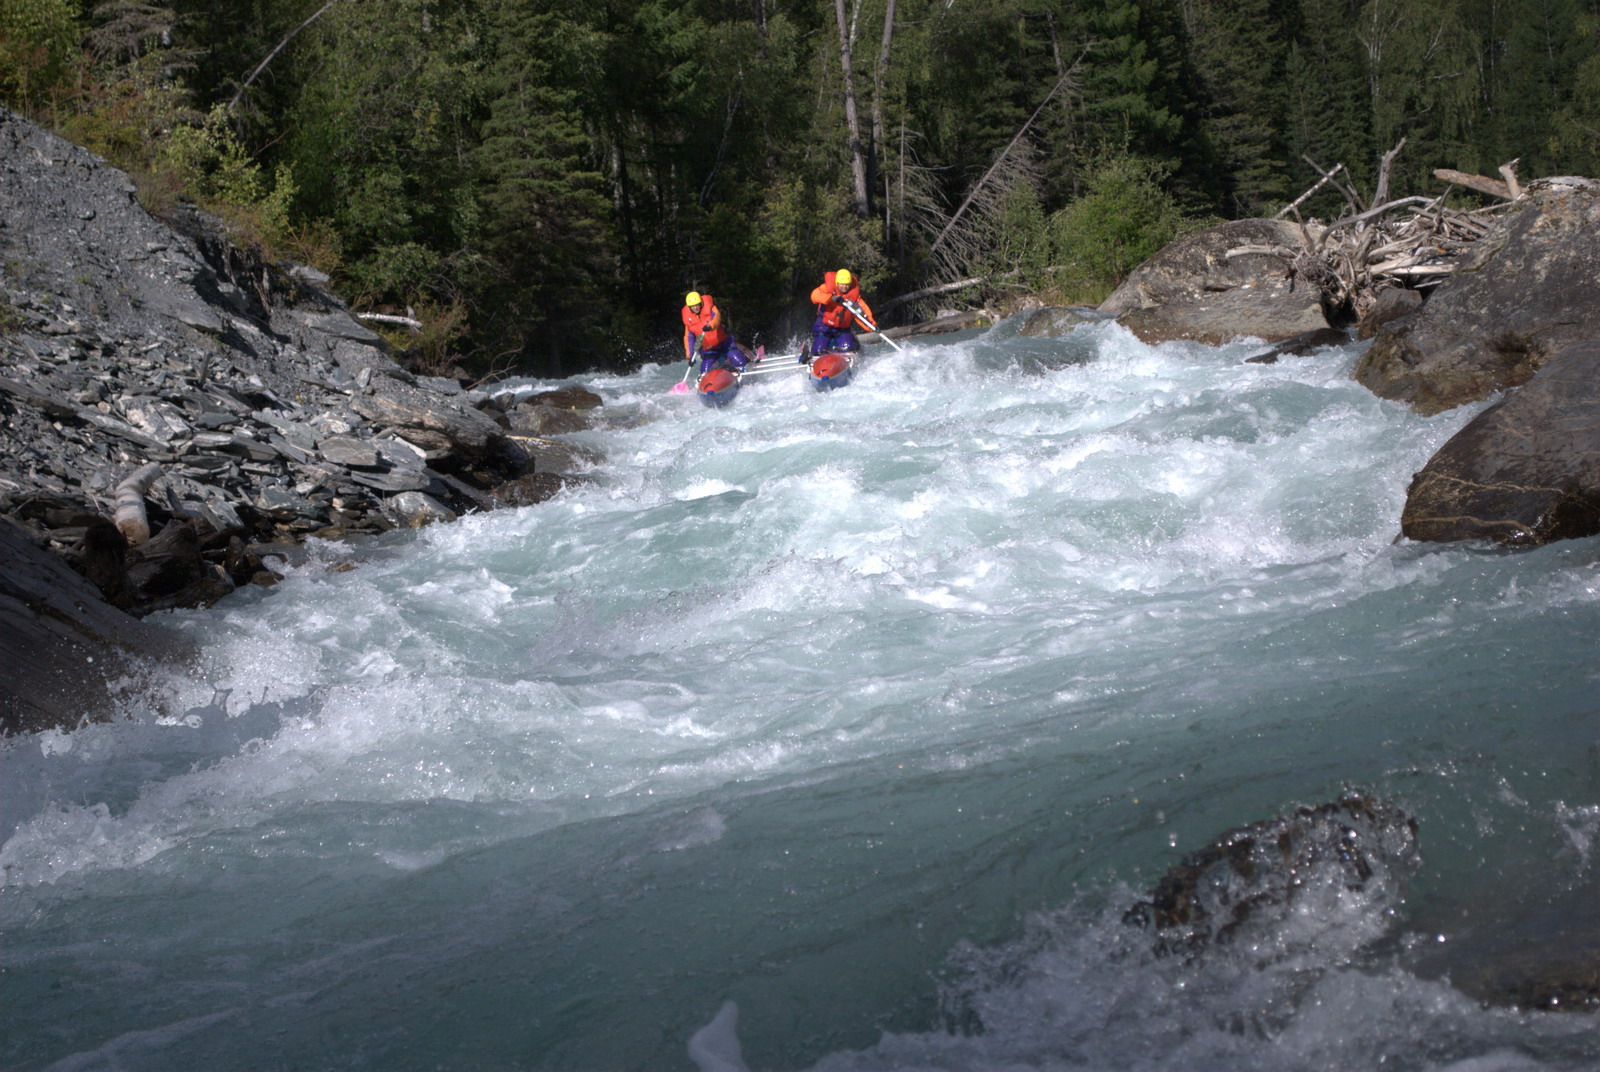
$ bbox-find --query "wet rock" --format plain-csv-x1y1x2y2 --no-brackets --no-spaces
507,403,589,437
1124,794,1419,955
1017,306,1107,338
123,520,234,612
0,516,187,735
385,491,456,528
490,471,570,507
1400,337,1600,545
1354,186,1600,415
1242,327,1353,364
1406,868,1600,1014
526,385,604,410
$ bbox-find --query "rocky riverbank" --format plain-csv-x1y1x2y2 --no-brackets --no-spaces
1,106,602,733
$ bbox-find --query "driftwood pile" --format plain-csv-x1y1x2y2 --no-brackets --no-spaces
1232,138,1549,323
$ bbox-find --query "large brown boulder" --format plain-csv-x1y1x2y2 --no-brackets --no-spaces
1354,183,1600,415
1400,338,1600,545
1099,219,1331,345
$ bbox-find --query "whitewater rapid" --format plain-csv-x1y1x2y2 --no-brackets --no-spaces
3,318,1597,1071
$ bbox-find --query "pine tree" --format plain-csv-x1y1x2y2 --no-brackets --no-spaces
1357,0,1480,193
1284,0,1374,208
469,0,612,375
1180,0,1294,215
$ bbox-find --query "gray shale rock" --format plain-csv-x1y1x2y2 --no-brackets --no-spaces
0,105,603,730
0,517,189,735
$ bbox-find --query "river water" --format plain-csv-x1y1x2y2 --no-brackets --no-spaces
3,319,1597,1071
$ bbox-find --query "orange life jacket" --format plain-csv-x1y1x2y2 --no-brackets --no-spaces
810,272,874,331
682,295,729,356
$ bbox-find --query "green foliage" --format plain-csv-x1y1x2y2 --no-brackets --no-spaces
343,242,442,308
1549,12,1600,174
385,298,471,380
1283,0,1375,208
1358,0,1480,190
985,183,1053,288
0,0,81,108
0,293,25,335
1183,0,1294,215
1045,152,1192,305
57,53,197,175
143,103,296,246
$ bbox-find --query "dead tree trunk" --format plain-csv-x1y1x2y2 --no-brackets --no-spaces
833,0,871,218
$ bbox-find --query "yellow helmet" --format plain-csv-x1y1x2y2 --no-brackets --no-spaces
835,269,853,287
685,291,702,307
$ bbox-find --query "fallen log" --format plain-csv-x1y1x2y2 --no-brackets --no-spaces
113,463,162,547
1434,168,1513,201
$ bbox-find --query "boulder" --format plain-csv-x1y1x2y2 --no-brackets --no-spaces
0,517,187,735
384,491,456,528
1354,186,1600,414
491,471,571,507
1356,286,1423,339
1400,338,1600,545
526,386,603,410
351,376,506,457
1016,306,1108,337
1124,794,1418,956
1100,219,1331,345
507,403,590,437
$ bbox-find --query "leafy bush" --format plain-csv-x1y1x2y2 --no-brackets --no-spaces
156,104,295,242
0,0,80,109
1045,153,1193,305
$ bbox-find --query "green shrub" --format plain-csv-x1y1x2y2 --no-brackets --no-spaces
155,104,295,241
1046,153,1192,305
0,0,80,109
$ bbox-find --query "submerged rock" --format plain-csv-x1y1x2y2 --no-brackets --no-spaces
1242,327,1353,364
1017,306,1109,338
1124,794,1419,954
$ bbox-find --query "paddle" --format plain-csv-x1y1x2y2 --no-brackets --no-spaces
844,299,903,352
671,332,701,394
738,362,808,376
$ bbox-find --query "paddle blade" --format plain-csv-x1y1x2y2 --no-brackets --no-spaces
670,381,689,394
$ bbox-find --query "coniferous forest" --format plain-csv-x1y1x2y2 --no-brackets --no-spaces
4,0,1598,377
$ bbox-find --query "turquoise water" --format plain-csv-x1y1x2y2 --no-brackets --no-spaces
3,320,1597,1071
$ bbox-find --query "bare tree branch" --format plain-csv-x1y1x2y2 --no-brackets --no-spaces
229,0,340,113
